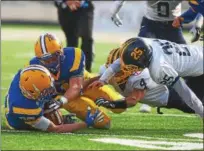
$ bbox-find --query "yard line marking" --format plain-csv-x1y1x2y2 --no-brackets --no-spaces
184,133,203,139
90,138,203,150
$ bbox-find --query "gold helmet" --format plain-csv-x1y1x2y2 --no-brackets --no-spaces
34,33,64,75
19,65,56,102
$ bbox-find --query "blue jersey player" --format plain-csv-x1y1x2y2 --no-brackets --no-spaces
5,65,99,132
28,33,111,129
29,33,86,111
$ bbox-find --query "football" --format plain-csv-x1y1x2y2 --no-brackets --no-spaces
43,102,63,125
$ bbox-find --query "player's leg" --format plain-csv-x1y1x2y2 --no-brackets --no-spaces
165,88,195,113
138,17,157,38
186,74,204,103
57,9,79,47
78,8,94,72
165,25,187,44
83,85,126,114
62,96,111,129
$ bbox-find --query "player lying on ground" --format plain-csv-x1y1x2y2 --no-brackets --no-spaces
89,47,196,114
89,37,204,118
27,33,122,129
4,65,99,133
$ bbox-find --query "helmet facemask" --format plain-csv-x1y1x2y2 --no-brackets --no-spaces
39,52,65,75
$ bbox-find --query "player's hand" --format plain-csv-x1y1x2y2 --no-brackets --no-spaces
111,13,123,27
88,80,106,89
95,98,115,109
44,99,63,114
190,26,201,43
172,17,184,28
66,0,81,11
63,113,77,124
85,107,100,127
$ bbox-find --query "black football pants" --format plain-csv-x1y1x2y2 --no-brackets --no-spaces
58,8,94,72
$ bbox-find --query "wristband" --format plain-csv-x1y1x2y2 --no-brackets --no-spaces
60,96,68,105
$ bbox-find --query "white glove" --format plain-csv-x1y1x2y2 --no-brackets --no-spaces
110,0,125,27
111,13,123,27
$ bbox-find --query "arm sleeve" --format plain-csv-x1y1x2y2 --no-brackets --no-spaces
32,116,51,131
173,78,203,118
54,0,68,9
70,52,85,78
181,8,198,24
99,59,121,83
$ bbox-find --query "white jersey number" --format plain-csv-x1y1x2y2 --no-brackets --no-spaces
157,2,169,17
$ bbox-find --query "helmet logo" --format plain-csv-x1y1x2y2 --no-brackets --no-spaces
130,48,143,60
46,33,57,41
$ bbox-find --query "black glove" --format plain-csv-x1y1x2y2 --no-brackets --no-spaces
44,99,63,114
95,98,115,109
63,113,77,124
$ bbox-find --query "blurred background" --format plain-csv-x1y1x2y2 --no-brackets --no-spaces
1,1,191,43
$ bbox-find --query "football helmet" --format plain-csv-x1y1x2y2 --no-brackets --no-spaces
34,33,64,75
19,65,56,102
120,37,153,73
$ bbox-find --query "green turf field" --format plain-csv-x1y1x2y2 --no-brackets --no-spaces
1,25,203,150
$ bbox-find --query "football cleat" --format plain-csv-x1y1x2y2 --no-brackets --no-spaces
19,65,56,102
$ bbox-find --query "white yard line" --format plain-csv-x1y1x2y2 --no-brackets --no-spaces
90,138,203,150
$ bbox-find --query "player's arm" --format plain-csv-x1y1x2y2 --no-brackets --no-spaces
172,7,198,28
30,116,86,133
172,77,203,118
31,107,99,133
96,88,146,109
64,75,84,101
88,59,121,89
111,0,126,26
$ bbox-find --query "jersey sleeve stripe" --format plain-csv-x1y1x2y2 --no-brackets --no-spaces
70,48,82,72
13,107,42,115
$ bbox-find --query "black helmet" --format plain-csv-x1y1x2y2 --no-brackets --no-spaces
120,37,153,73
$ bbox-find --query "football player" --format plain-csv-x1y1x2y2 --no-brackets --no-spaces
111,0,191,112
4,65,99,132
28,33,120,129
89,38,204,118
91,46,195,114
172,0,203,42
173,0,204,27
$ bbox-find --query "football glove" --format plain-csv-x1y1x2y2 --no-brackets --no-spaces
44,97,66,114
95,98,115,109
190,26,201,43
63,113,77,124
85,107,99,127
111,13,123,27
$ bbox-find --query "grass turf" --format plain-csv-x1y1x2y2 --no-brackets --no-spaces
1,27,203,150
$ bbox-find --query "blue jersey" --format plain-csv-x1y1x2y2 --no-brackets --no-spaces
29,47,85,93
5,70,44,130
181,0,204,23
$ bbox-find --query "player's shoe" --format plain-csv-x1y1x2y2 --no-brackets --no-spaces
139,104,151,113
